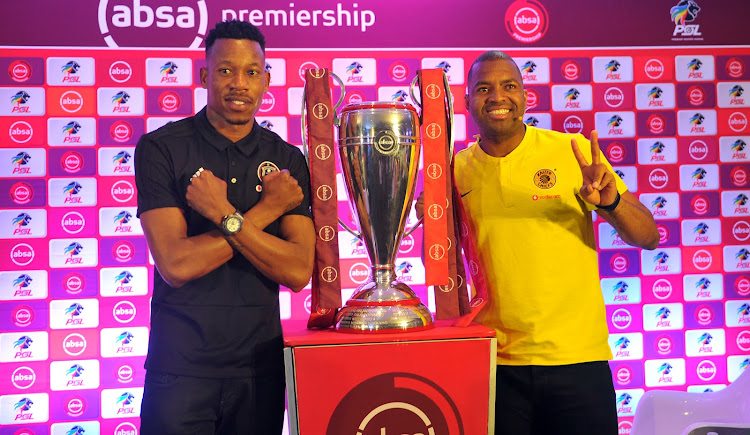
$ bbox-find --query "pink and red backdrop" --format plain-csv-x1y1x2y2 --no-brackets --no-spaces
1,1,749,434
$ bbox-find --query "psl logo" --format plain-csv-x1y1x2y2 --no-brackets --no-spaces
730,85,745,105
65,302,85,325
734,194,749,213
687,58,704,79
650,141,666,161
738,303,750,323
113,150,132,172
655,306,671,327
13,397,34,420
11,151,31,174
64,242,84,265
114,210,133,233
160,61,179,83
521,61,537,81
695,277,711,297
12,213,32,236
112,91,131,113
614,336,630,357
648,87,664,107
391,90,408,102
13,335,33,358
63,182,83,204
116,392,136,415
115,270,134,293
698,332,713,353
564,88,580,109
61,61,82,83
651,196,667,217
616,393,632,414
63,121,83,143
671,0,701,37
13,274,33,296
691,168,707,188
116,330,135,353
10,91,31,113
66,364,85,386
693,222,709,243
607,115,623,135
657,362,673,383
346,62,363,83
612,281,629,301
689,113,705,133
605,60,621,80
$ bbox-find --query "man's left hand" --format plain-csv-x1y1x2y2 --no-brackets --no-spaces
186,169,234,225
571,130,618,208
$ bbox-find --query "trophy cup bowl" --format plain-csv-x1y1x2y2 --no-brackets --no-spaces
335,101,434,332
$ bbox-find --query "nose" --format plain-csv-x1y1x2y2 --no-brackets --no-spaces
229,73,249,90
486,86,507,102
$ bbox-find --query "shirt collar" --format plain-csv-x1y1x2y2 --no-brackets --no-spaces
195,107,263,157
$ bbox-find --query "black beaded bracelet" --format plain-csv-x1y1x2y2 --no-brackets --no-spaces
597,191,621,212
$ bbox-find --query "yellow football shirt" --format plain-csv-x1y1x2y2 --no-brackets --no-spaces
455,125,627,366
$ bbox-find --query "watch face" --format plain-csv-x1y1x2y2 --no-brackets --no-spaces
225,216,242,233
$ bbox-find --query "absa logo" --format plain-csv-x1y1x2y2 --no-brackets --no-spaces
9,121,33,144
644,59,665,79
652,278,673,299
504,0,549,44
98,0,209,48
8,60,32,82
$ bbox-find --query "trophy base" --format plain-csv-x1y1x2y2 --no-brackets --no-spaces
335,302,434,333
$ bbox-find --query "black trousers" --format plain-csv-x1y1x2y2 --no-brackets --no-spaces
139,371,285,435
495,361,618,435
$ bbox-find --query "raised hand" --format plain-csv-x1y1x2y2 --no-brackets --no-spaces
571,130,618,208
186,168,234,224
258,169,304,217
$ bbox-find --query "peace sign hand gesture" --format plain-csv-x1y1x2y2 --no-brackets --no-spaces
571,130,619,209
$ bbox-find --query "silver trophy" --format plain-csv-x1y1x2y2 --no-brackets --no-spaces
335,101,434,332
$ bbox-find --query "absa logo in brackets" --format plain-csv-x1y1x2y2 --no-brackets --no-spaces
98,0,208,48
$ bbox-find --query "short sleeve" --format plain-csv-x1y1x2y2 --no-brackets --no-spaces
285,146,312,218
134,134,186,217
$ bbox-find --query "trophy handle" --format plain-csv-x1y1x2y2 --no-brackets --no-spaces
403,217,424,237
301,71,345,164
409,73,455,163
300,71,359,238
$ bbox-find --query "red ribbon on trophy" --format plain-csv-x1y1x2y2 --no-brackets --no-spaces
418,68,488,325
303,68,342,328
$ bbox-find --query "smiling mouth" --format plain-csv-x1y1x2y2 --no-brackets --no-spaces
488,108,510,115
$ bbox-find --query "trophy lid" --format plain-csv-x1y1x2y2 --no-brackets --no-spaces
340,101,417,114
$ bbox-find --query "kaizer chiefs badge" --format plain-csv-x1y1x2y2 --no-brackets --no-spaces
256,161,280,192
533,168,556,189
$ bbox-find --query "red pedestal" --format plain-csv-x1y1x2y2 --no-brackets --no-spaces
283,320,497,435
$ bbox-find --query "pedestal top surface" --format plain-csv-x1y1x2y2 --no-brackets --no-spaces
283,319,496,347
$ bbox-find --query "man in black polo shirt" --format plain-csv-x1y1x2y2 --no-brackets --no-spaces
134,20,315,434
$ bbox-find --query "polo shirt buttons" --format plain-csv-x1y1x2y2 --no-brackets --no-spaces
231,178,237,184
231,161,237,166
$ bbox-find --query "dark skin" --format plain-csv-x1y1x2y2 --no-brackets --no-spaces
417,58,658,250
139,38,315,290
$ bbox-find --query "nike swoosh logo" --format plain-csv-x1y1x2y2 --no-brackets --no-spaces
460,189,474,198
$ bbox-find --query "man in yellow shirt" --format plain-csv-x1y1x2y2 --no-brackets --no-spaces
421,51,659,434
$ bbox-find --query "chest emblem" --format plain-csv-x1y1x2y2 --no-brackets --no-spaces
533,168,556,189
256,161,280,192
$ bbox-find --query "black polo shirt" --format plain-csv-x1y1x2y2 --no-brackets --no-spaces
134,108,311,378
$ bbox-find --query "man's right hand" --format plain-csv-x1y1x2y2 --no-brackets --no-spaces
415,191,424,220
259,169,304,217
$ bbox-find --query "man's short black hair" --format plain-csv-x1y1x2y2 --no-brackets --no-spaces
205,20,266,55
466,50,520,85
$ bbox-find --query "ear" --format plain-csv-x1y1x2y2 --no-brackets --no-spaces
464,93,470,111
264,71,271,92
200,67,208,89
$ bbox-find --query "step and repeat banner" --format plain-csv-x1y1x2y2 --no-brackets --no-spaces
1,0,749,434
